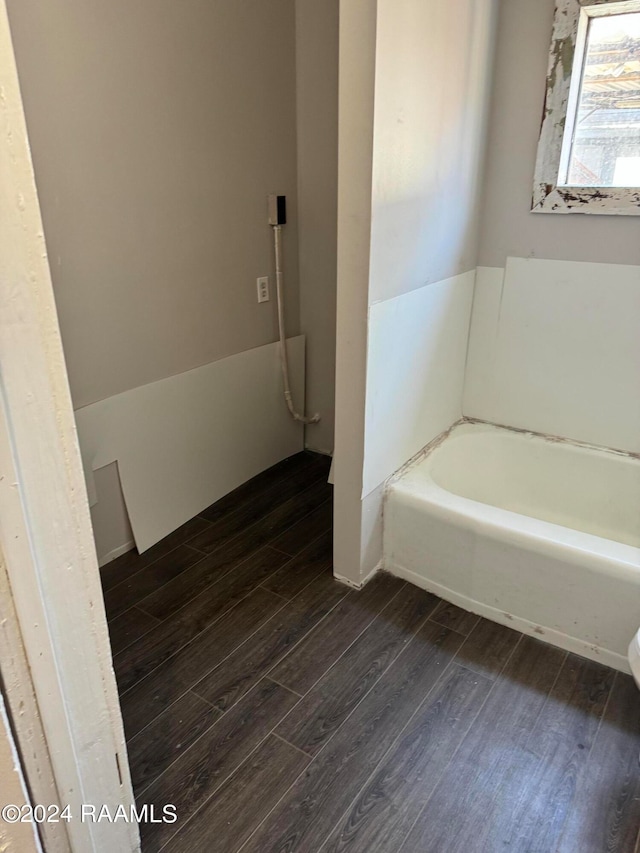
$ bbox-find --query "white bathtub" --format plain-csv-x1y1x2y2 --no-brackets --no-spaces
384,421,640,672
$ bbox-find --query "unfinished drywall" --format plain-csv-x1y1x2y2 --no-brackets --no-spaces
296,0,339,454
464,259,640,453
7,0,300,409
334,0,498,585
478,0,639,267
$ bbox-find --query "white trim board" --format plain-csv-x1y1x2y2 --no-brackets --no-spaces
0,4,138,846
76,337,305,553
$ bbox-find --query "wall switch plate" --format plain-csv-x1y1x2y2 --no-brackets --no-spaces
256,276,270,303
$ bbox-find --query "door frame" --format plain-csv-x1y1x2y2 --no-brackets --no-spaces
0,682,41,852
0,544,69,853
0,4,138,850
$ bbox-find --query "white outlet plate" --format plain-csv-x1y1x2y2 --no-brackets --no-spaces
257,276,270,303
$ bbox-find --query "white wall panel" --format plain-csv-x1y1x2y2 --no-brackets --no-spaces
464,258,640,453
76,337,305,553
363,271,475,496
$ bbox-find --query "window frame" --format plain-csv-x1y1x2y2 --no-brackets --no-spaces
532,0,640,215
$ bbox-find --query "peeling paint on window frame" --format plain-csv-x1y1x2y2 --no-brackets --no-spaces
532,0,640,215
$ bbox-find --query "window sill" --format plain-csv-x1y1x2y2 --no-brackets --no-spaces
531,184,640,215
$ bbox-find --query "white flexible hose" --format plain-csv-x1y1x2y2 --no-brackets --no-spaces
273,224,320,425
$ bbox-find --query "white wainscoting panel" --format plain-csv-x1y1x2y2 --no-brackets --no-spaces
464,258,640,453
362,271,475,496
76,337,305,552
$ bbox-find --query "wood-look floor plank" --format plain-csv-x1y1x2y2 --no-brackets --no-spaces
260,531,333,600
193,571,348,713
188,477,332,555
198,451,325,524
107,606,161,656
104,544,204,619
167,734,310,853
140,679,301,852
430,600,480,636
127,691,221,793
270,573,409,695
322,664,493,853
556,672,640,853
241,621,465,853
489,654,614,853
114,546,289,692
275,584,437,756
100,551,140,594
196,464,329,556
141,479,332,620
454,617,521,680
99,515,211,592
270,497,333,555
119,587,285,738
401,636,566,853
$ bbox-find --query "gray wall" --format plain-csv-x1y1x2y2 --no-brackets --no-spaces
7,0,300,409
479,0,639,268
296,0,339,454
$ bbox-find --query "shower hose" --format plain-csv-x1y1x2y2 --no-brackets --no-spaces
272,224,320,425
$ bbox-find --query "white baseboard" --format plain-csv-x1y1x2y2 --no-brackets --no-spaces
387,560,630,674
98,540,135,568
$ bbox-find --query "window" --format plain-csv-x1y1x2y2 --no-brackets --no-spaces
533,0,640,215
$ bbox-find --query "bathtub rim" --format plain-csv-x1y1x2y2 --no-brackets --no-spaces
389,418,640,563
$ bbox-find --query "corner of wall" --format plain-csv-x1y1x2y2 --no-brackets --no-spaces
332,0,379,587
295,0,339,456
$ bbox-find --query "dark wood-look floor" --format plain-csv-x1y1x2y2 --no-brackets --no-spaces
102,451,640,853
